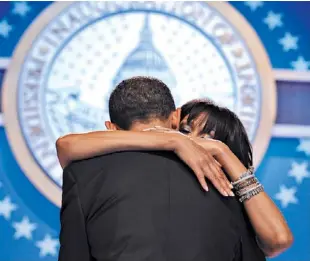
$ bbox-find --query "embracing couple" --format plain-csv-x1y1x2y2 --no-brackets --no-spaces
57,77,292,261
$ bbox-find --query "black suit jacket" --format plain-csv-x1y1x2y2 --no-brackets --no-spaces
59,151,265,261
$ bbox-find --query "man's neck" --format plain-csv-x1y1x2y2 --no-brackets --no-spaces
130,120,171,131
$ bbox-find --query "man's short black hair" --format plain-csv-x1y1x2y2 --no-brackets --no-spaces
109,76,176,130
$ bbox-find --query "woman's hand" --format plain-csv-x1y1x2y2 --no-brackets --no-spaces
175,136,234,196
144,127,233,196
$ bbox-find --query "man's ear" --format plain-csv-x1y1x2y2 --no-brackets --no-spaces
171,108,181,130
105,121,118,130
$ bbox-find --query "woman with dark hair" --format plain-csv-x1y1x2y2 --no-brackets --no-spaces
180,99,253,168
56,99,293,257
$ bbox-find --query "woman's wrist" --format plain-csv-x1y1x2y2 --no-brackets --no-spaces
213,142,248,181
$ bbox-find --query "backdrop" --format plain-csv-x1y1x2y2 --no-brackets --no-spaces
0,1,309,261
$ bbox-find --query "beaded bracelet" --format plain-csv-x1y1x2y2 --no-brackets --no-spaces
238,166,254,180
231,166,254,186
236,182,259,197
234,177,258,191
230,166,264,202
239,184,264,203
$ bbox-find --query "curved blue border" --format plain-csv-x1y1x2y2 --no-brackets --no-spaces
201,2,263,139
16,3,74,188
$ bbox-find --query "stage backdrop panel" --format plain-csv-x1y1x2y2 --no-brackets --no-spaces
0,2,309,261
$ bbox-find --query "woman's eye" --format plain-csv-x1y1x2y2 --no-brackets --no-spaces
179,124,192,134
179,128,190,134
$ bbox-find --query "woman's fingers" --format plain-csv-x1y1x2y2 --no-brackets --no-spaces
214,159,222,167
202,156,234,197
194,168,209,192
212,162,233,195
175,138,232,196
217,170,234,197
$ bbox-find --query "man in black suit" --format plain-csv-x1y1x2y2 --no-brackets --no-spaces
58,77,265,261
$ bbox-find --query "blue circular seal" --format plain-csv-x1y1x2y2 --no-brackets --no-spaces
2,2,276,206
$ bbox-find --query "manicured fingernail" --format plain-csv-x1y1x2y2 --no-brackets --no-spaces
223,191,229,197
229,184,233,189
229,191,235,197
204,186,209,192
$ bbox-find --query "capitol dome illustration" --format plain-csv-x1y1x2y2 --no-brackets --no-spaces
113,14,177,88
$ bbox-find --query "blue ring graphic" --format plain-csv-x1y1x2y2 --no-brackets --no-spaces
202,2,262,137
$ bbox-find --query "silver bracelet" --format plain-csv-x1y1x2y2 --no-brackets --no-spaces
232,174,255,186
236,183,259,197
239,166,254,179
239,183,261,196
231,167,254,186
239,184,264,203
234,177,258,191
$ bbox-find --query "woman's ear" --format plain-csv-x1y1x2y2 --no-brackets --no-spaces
171,108,181,130
105,121,118,130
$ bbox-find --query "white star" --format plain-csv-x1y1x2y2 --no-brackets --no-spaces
279,32,299,52
12,216,37,240
0,20,13,38
297,138,310,155
275,185,298,208
289,161,310,184
36,234,59,257
0,196,17,220
291,56,310,71
12,2,31,17
263,11,283,30
244,1,264,11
